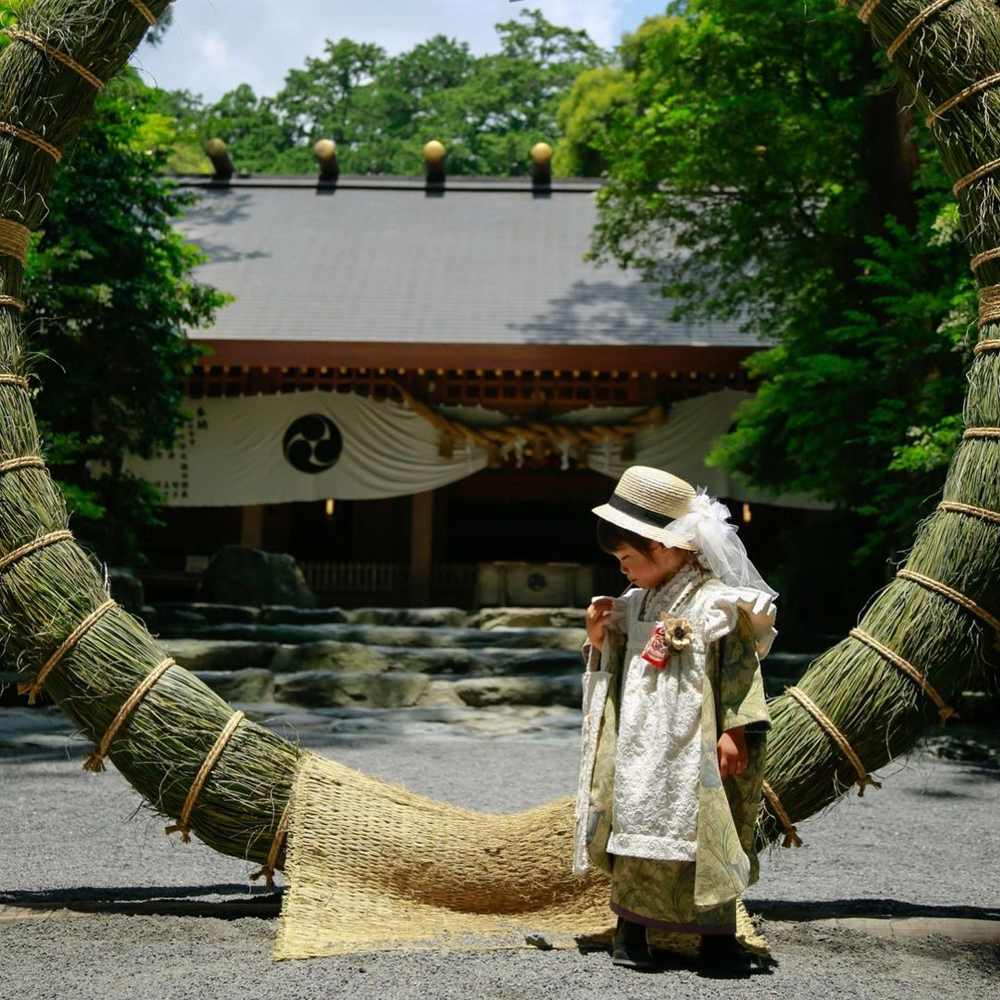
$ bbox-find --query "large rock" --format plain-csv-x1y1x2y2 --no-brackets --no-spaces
347,607,468,628
162,638,277,673
200,546,315,608
473,607,587,630
274,669,430,708
107,567,145,614
194,668,273,702
260,606,348,625
452,675,581,708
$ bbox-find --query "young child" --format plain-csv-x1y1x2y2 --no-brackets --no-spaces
572,465,777,975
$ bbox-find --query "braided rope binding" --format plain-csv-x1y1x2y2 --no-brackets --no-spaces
850,627,958,726
897,568,1000,652
84,657,176,772
0,529,73,574
5,27,105,89
18,598,117,705
786,686,882,796
165,711,246,843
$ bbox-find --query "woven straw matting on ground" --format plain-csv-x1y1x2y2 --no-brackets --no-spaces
272,751,770,960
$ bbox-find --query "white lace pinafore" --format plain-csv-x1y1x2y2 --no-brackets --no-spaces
605,562,710,862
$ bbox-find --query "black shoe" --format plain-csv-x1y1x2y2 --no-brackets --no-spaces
698,933,752,977
612,916,656,970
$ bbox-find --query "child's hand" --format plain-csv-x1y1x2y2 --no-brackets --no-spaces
585,598,615,653
717,727,748,778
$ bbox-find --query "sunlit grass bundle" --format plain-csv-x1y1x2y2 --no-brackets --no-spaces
0,0,301,872
756,0,1000,846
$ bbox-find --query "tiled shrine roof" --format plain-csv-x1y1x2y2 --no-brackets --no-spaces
174,175,768,351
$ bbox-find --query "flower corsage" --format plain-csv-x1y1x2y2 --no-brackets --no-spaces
641,614,693,669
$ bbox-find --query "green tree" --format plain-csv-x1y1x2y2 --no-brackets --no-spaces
418,10,607,175
277,38,388,146
147,87,212,173
22,71,229,566
143,1,172,46
201,83,296,174
162,9,608,177
575,2,972,606
553,66,631,176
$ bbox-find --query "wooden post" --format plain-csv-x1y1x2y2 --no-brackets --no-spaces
409,490,434,606
240,505,265,550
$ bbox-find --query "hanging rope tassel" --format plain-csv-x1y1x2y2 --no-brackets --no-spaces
761,780,802,848
250,800,292,891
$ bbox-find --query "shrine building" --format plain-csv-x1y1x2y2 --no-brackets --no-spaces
129,141,822,607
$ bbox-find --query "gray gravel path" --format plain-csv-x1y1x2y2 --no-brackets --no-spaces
2,706,998,999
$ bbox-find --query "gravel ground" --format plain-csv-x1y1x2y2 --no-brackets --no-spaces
3,914,997,1000
2,706,999,999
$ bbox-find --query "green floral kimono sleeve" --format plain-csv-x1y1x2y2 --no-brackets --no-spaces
717,608,772,735
694,607,772,901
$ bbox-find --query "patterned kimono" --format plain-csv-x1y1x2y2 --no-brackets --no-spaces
573,563,774,934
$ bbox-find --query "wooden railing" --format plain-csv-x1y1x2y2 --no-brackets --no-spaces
300,561,407,595
301,560,606,605
430,562,479,591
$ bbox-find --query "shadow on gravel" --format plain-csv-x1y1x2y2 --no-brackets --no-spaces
7,889,998,930
0,884,283,919
0,745,78,763
749,898,1000,922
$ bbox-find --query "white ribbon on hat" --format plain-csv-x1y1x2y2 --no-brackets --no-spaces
669,487,778,598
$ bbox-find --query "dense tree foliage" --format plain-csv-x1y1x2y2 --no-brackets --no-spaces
17,71,228,565
155,9,608,176
563,2,972,611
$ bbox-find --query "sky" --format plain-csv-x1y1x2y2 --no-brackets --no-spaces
129,0,669,104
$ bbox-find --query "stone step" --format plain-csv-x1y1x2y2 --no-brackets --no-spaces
471,607,586,630
149,603,597,632
269,669,582,710
346,607,471,628
151,603,470,629
155,621,587,650
193,668,273,704
270,644,583,676
164,638,582,677
9,651,997,719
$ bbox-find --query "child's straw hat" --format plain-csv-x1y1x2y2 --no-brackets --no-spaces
592,465,698,549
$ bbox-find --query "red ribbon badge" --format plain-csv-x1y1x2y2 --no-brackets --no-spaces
641,623,670,669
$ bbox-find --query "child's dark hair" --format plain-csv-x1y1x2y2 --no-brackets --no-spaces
596,518,659,555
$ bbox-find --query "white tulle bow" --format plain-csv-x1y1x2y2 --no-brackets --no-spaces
670,487,778,598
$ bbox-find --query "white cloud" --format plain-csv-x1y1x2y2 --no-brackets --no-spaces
131,0,667,103
193,32,231,72
538,0,625,48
